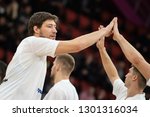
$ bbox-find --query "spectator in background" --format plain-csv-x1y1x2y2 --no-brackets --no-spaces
6,0,19,20
44,54,78,100
0,12,116,100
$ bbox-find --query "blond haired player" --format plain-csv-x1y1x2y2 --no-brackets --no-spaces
44,54,78,100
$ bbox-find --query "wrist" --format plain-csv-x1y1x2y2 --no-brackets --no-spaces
98,47,106,51
115,34,123,42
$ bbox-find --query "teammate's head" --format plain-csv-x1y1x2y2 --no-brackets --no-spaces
28,12,59,39
0,61,7,84
51,54,75,78
125,66,146,90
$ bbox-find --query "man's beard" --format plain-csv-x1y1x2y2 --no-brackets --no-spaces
50,74,55,85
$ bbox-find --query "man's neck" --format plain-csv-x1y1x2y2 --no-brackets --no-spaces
54,72,69,84
127,86,143,98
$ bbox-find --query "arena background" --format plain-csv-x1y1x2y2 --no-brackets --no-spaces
0,0,150,99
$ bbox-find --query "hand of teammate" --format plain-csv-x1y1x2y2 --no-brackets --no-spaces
103,17,117,37
112,17,121,41
97,25,105,50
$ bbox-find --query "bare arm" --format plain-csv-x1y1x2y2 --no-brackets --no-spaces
97,38,120,84
113,19,150,80
55,17,116,55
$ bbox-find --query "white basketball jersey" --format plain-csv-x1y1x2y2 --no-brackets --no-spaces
0,36,59,100
44,80,79,100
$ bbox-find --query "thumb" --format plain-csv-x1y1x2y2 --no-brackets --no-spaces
98,25,104,30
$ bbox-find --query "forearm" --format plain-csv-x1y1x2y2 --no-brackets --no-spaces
99,47,119,84
55,30,108,55
73,30,106,51
115,34,150,79
116,34,144,63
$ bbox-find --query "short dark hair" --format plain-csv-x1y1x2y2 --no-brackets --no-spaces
0,61,7,84
28,12,59,36
56,54,75,75
132,66,146,89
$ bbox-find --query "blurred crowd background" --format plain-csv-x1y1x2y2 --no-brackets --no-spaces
0,0,150,99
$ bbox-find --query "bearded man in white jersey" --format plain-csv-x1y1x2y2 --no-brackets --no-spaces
0,12,116,99
44,54,78,100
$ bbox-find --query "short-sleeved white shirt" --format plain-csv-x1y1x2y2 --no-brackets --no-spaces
113,79,145,100
43,80,79,100
0,36,59,100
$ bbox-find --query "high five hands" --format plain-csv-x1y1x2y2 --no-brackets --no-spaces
97,17,122,49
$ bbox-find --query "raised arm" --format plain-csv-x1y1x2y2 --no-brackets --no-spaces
113,19,150,80
96,37,120,84
55,17,116,55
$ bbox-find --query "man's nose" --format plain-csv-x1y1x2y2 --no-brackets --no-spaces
53,27,57,33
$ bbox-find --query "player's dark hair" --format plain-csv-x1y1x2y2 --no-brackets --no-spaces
132,65,146,89
28,12,59,36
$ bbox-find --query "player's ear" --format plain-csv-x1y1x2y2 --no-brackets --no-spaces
33,26,40,34
132,75,138,81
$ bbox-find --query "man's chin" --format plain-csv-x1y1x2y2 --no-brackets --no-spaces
49,36,56,40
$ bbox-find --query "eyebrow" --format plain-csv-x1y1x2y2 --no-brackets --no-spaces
46,23,56,26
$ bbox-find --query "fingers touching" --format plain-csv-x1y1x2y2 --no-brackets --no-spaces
99,17,120,39
97,17,120,49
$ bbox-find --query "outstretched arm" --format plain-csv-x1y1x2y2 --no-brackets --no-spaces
96,37,120,85
113,19,150,80
55,17,116,55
